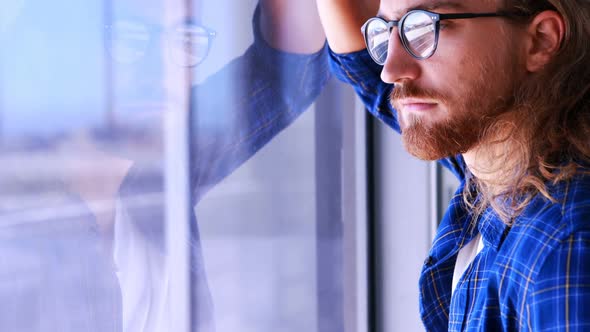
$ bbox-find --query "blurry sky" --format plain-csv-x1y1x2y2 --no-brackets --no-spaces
0,0,105,137
0,0,256,139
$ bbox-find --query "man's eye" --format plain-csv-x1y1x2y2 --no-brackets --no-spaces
439,22,451,30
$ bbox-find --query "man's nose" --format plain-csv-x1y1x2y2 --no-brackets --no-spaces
380,31,421,84
113,31,168,88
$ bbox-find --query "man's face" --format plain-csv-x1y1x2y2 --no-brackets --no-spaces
379,0,527,160
95,0,206,158
111,0,196,126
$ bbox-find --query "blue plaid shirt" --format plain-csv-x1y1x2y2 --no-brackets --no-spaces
329,48,590,331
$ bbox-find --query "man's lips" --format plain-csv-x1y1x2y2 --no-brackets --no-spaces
396,99,438,112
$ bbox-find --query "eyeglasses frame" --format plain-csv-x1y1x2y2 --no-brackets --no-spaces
104,20,217,67
361,9,526,64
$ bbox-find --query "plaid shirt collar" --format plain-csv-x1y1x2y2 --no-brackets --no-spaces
438,183,511,254
478,208,510,250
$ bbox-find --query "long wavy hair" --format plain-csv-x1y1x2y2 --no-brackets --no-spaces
464,0,590,224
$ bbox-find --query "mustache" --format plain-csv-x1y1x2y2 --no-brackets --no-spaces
390,83,448,105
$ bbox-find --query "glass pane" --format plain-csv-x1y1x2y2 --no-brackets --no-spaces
0,0,365,331
0,0,193,331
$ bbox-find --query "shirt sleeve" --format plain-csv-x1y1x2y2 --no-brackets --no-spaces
329,48,466,180
528,231,590,331
329,48,399,132
190,3,331,202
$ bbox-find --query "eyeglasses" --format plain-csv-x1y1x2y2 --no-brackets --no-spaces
105,20,216,67
361,9,523,64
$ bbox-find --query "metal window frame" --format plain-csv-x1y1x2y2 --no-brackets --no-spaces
314,79,369,332
367,113,436,332
164,1,197,332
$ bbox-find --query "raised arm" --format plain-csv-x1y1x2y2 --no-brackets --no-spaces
316,0,379,53
189,1,330,201
259,0,326,53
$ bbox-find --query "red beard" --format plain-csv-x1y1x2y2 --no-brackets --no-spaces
391,82,508,161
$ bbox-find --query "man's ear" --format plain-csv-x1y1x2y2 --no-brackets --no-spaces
524,10,565,72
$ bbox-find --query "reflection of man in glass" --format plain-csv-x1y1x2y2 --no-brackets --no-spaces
0,0,329,331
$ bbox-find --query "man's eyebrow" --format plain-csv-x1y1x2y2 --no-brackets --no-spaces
378,1,467,20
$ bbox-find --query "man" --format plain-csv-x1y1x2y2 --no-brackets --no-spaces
318,0,590,330
0,0,328,331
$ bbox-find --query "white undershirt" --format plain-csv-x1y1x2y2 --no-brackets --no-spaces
113,199,171,332
451,233,484,295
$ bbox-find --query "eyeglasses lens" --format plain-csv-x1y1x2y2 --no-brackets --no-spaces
168,24,211,67
109,21,151,64
402,11,436,58
366,19,390,65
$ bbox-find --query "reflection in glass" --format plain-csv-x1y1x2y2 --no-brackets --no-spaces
106,20,215,67
0,0,358,331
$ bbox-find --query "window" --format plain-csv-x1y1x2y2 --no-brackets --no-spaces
370,121,459,331
0,0,367,331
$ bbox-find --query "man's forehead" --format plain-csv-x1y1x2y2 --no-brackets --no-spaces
378,0,498,19
114,0,200,24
